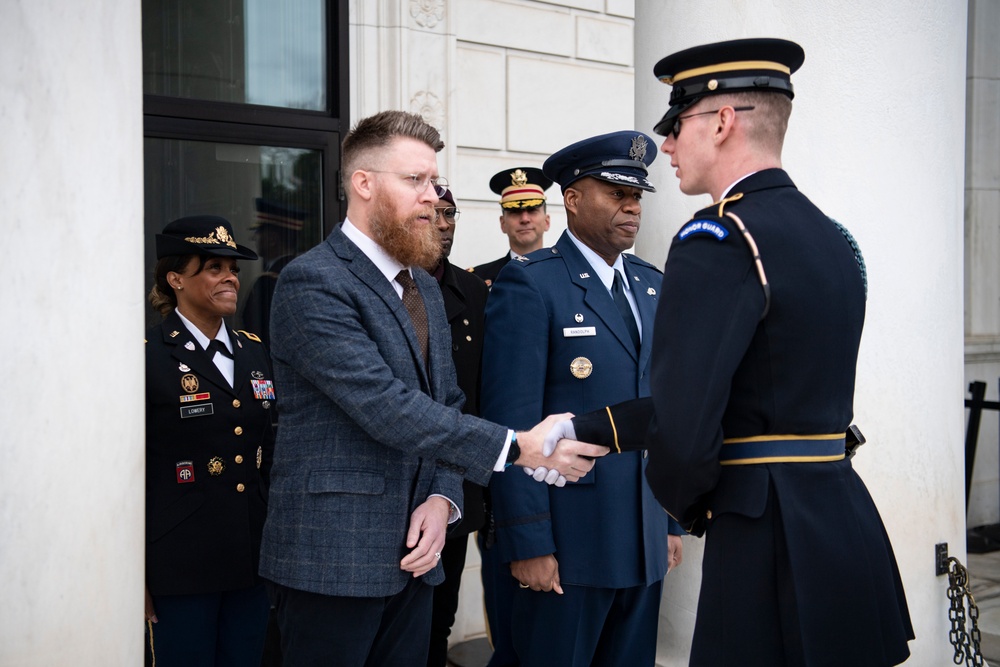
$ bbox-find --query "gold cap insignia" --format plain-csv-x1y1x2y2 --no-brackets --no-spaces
511,169,528,187
207,456,225,476
630,135,648,161
570,357,593,379
181,374,199,393
184,226,238,249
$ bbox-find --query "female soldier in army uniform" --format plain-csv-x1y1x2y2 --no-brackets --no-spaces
144,215,276,667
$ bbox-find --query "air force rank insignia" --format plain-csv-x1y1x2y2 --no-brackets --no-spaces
679,219,729,241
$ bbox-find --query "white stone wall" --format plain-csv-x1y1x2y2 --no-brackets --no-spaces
0,1,146,665
966,0,1000,529
635,2,967,665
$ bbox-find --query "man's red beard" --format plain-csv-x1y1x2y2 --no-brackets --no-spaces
369,188,441,268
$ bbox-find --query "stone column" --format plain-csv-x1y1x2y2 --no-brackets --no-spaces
0,1,145,665
634,3,967,665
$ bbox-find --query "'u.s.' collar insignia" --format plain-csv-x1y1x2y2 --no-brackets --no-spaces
575,313,584,323
570,357,593,379
630,135,648,161
176,461,195,484
181,374,199,393
178,363,191,372
647,287,657,296
256,446,263,469
515,255,529,263
251,370,264,380
169,330,180,338
207,457,225,476
184,341,196,351
579,273,590,279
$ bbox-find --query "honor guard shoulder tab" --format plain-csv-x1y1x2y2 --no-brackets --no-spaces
677,215,732,243
235,329,262,343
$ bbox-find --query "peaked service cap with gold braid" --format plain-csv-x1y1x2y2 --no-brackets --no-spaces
155,215,259,260
489,167,553,210
543,130,657,193
652,37,805,136
251,198,306,232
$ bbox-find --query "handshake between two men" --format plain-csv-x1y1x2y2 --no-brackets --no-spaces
513,413,603,487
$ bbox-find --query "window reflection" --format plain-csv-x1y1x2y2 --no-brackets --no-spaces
144,138,323,343
142,0,327,111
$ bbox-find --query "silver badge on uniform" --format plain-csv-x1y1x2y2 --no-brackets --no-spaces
178,363,191,372
647,287,656,295
251,370,265,380
574,314,584,323
185,341,196,351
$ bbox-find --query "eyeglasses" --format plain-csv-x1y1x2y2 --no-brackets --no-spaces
669,106,755,139
368,171,449,197
435,207,461,225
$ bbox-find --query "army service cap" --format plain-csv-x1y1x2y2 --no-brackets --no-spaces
543,130,657,193
251,198,306,231
652,38,805,136
489,167,553,210
156,215,259,260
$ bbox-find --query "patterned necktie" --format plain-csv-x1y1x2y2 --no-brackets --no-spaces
611,271,641,352
395,270,429,365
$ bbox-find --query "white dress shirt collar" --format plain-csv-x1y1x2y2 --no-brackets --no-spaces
174,308,234,386
566,229,629,292
721,171,759,200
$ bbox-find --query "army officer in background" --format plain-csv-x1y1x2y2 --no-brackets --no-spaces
144,215,277,667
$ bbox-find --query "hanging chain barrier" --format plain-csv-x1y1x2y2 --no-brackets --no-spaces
947,556,984,666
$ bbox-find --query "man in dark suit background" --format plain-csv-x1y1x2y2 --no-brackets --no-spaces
258,110,605,667
480,131,684,667
470,168,552,287
421,188,490,666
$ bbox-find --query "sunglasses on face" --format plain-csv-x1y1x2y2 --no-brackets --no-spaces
669,106,755,139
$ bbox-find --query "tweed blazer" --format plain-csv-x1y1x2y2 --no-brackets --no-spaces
258,224,507,598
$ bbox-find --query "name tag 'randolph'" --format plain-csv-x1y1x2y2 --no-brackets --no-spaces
563,327,597,338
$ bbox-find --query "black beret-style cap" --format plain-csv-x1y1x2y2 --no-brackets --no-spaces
155,215,259,260
652,38,805,136
489,167,553,209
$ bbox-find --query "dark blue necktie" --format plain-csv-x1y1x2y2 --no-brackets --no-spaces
611,271,641,352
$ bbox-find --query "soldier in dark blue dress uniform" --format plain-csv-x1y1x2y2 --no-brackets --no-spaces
144,215,276,667
544,38,914,666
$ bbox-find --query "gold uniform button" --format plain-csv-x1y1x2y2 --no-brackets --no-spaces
234,426,243,436
236,483,245,492
235,455,244,464
465,335,472,342
233,399,241,408
706,510,713,520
